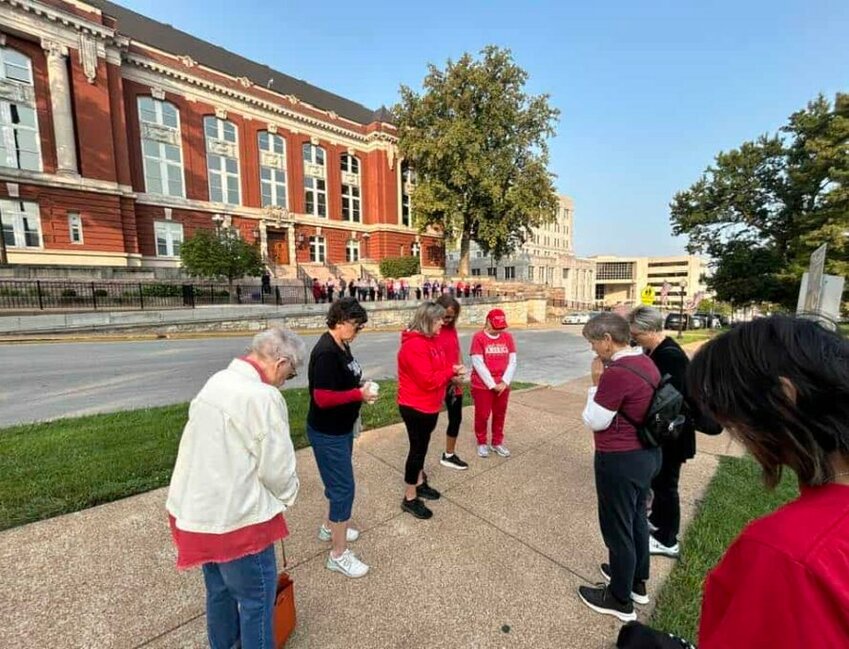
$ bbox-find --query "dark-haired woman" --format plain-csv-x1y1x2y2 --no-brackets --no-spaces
435,294,468,470
307,297,378,579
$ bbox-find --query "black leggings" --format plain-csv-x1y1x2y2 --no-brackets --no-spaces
444,389,463,438
400,405,439,485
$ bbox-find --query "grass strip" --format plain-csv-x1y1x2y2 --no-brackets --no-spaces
649,455,799,642
0,380,536,531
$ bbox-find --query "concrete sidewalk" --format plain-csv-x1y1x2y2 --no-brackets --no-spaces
0,380,743,649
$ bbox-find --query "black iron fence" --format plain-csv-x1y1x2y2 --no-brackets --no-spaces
0,279,309,312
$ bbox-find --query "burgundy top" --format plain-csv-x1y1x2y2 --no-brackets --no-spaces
592,354,658,452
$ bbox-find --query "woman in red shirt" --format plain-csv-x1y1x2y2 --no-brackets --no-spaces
470,309,517,458
618,316,849,648
435,294,469,470
397,301,466,519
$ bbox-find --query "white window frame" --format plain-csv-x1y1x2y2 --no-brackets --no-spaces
303,143,326,218
68,211,83,244
345,238,360,262
309,235,326,263
154,220,183,257
0,48,41,172
340,154,361,222
258,131,287,208
1,199,41,248
204,116,241,205
401,164,414,228
411,241,421,257
138,97,185,197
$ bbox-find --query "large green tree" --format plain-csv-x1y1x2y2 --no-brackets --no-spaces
180,227,264,297
395,46,559,275
671,93,849,308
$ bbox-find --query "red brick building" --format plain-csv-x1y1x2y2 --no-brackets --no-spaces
0,0,442,276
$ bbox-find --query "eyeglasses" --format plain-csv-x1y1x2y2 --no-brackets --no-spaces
279,357,298,379
349,321,365,333
442,315,455,322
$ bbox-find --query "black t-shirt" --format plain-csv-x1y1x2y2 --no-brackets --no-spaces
307,332,363,434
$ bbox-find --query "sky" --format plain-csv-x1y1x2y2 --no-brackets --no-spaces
120,0,848,257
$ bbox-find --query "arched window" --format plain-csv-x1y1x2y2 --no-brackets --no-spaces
340,153,361,222
258,131,287,208
204,116,240,204
0,48,40,171
138,97,184,197
303,143,326,218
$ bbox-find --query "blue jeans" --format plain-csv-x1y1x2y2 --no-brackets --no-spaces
307,424,355,522
202,544,277,649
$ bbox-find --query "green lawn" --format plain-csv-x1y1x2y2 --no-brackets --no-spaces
649,455,799,642
0,380,535,531
672,329,719,346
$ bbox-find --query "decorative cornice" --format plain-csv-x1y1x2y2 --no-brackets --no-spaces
1,0,118,41
0,167,134,197
123,52,397,145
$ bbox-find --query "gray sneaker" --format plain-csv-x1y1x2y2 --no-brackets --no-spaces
318,524,360,542
492,444,511,457
326,549,369,578
477,444,490,458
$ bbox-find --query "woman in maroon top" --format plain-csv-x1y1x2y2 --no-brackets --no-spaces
579,312,661,623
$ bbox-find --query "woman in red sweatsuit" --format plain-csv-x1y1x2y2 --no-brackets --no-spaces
397,301,466,519
470,308,517,458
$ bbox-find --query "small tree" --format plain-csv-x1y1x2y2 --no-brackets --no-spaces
180,228,264,298
379,256,420,278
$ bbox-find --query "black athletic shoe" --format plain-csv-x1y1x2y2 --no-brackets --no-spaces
600,563,650,605
440,453,469,470
416,481,441,500
401,497,433,519
578,584,636,622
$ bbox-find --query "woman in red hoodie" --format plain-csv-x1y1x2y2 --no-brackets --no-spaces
397,301,466,519
435,294,468,470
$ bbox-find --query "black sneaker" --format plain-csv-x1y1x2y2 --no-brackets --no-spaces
600,563,650,605
578,584,636,622
401,497,433,519
416,481,441,500
440,453,469,470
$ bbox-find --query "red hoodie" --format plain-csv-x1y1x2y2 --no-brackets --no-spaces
397,329,456,413
435,324,462,396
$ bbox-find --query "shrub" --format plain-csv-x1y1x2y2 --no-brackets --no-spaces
61,289,77,298
93,289,109,298
140,284,183,298
379,255,420,278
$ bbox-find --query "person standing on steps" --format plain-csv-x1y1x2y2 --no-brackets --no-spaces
307,297,378,579
470,309,517,458
435,294,468,470
397,302,466,519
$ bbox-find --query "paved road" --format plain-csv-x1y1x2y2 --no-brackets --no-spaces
0,326,593,427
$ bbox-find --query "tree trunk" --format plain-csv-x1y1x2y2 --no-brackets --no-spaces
458,228,471,278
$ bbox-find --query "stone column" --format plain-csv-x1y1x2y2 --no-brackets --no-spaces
42,40,78,176
259,220,269,263
287,223,296,266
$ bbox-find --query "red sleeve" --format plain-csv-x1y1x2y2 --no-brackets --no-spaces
470,332,484,356
699,537,837,648
594,367,627,412
506,333,516,353
400,338,455,392
313,388,362,408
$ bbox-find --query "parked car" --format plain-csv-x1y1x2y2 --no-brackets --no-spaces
665,313,691,331
690,314,709,330
562,312,593,325
694,313,724,328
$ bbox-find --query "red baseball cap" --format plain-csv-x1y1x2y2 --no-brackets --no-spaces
487,309,508,330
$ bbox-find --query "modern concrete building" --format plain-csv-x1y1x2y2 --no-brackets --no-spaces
445,194,596,306
592,254,710,309
0,0,442,276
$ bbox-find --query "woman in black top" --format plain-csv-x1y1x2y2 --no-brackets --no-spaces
307,297,377,579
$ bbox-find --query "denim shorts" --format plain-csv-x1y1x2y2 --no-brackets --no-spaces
307,425,355,522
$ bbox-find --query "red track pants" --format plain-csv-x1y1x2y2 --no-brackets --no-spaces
471,386,511,446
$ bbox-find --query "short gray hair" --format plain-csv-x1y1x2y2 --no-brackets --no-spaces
409,302,446,337
628,306,664,333
248,327,307,368
582,312,630,344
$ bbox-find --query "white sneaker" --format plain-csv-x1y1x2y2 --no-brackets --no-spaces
649,535,680,558
478,444,490,457
648,519,659,534
318,524,360,542
492,444,511,457
326,549,369,578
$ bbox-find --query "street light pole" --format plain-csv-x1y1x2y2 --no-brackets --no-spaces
0,211,7,265
677,279,688,339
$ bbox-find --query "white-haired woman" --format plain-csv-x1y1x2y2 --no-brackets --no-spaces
166,327,305,649
397,302,466,519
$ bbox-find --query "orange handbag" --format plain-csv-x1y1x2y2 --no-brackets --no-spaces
273,542,296,648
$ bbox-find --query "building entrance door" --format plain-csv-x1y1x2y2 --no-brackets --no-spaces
268,232,289,265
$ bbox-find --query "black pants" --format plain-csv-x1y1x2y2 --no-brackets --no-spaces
444,389,463,439
400,405,439,485
649,450,683,547
595,448,661,603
